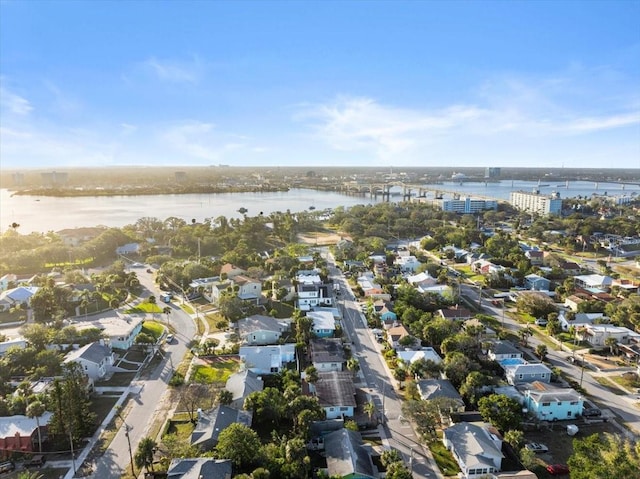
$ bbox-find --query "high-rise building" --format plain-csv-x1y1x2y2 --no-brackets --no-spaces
438,197,498,214
510,190,562,216
484,167,501,178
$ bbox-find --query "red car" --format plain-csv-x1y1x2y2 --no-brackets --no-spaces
546,464,570,475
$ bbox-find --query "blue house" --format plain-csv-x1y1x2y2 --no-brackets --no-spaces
524,274,551,291
373,300,397,323
520,381,584,421
308,310,336,338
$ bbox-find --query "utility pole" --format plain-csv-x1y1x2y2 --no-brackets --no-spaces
381,381,386,425
579,354,586,388
124,423,135,477
68,425,76,474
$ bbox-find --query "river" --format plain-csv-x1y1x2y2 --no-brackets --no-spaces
1,179,638,234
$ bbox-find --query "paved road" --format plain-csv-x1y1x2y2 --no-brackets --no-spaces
88,267,197,479
325,254,442,479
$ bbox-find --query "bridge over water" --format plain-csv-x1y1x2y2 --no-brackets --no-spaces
339,181,503,202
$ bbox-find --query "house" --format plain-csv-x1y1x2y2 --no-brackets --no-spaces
578,324,640,347
525,250,544,265
397,348,442,367
574,274,613,291
520,381,583,422
442,422,504,479
524,274,550,291
387,323,412,350
220,263,246,279
308,310,336,338
558,312,608,332
504,363,552,385
372,300,397,323
356,273,384,297
224,369,264,410
314,371,356,419
0,274,16,292
310,338,345,372
63,341,114,381
0,338,27,356
236,314,288,345
115,243,140,255
74,315,143,350
0,286,39,311
0,412,53,459
324,428,376,479
487,341,523,363
190,406,252,450
297,271,333,311
407,271,437,289
437,306,473,321
239,344,296,374
563,293,591,312
233,275,262,301
208,281,233,305
56,227,106,247
395,255,421,272
166,458,232,479
417,379,465,412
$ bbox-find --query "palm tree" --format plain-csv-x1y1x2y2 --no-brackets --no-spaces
605,336,618,356
134,436,157,472
163,306,171,326
18,472,44,479
363,401,376,423
346,357,360,377
26,400,45,453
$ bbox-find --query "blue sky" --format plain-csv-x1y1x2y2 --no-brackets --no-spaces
1,0,639,169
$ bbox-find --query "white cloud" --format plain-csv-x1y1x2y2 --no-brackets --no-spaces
143,56,202,83
160,121,249,162
0,83,33,116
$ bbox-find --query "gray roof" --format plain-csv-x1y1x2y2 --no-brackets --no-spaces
505,362,552,376
325,429,375,478
225,369,264,406
520,381,582,403
316,371,356,408
237,314,286,335
310,338,345,364
167,458,232,479
417,379,464,403
490,340,522,356
443,422,504,470
64,341,111,365
239,344,296,372
190,406,252,449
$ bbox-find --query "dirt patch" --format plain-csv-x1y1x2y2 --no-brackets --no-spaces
297,231,347,245
524,419,621,466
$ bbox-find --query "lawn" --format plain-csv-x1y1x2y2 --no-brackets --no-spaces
594,376,627,395
89,395,120,427
95,372,136,387
610,372,640,391
191,359,239,384
429,441,461,476
165,418,196,440
125,302,163,314
141,320,165,339
203,312,228,332
0,310,26,324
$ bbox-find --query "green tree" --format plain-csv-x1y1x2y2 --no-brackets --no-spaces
568,433,640,479
215,423,263,470
478,394,522,432
218,389,233,405
504,429,524,450
535,344,548,360
134,436,157,472
363,401,376,423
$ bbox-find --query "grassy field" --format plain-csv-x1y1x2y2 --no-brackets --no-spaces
126,302,163,314
191,358,239,384
202,311,228,332
141,320,165,339
429,441,461,476
611,372,640,391
165,418,196,440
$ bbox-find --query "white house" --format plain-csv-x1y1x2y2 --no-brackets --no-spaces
0,337,27,356
74,315,143,350
0,286,39,312
313,371,356,419
239,344,296,374
234,275,262,301
395,255,421,272
310,338,345,372
397,348,442,366
578,324,640,347
297,271,332,311
487,341,523,362
236,314,288,345
407,271,437,289
558,312,608,332
443,422,504,479
574,274,613,291
63,341,114,381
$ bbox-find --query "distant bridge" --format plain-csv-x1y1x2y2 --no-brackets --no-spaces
339,181,503,202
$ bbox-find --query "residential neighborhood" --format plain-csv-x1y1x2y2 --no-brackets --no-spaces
0,185,639,479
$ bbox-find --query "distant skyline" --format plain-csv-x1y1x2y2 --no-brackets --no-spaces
1,0,639,170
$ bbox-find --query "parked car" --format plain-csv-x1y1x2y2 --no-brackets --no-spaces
534,318,548,326
25,455,46,468
525,442,549,453
0,461,15,473
165,334,174,343
582,407,602,417
546,464,570,475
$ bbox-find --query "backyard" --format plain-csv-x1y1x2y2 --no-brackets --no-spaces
191,356,240,384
